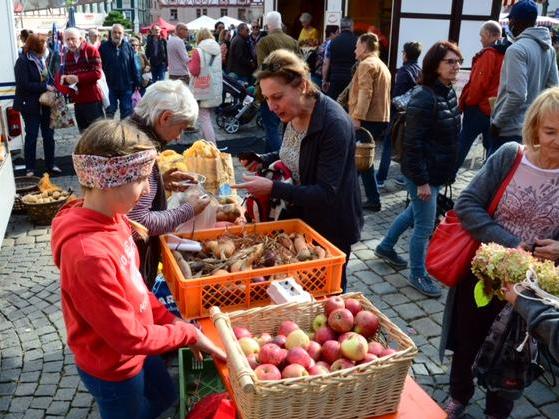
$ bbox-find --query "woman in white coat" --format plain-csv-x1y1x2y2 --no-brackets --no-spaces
188,28,223,143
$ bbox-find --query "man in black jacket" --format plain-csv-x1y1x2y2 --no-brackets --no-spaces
322,17,356,100
227,23,255,83
99,24,140,119
145,25,167,82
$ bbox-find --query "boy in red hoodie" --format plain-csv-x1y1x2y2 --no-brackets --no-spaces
51,119,225,419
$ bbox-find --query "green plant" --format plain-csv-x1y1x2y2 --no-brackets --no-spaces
103,11,132,29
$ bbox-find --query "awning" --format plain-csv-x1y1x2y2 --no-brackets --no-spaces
502,0,544,5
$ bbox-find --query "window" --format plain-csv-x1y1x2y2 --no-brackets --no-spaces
220,8,228,17
196,8,201,18
203,8,207,15
238,8,246,21
170,8,178,20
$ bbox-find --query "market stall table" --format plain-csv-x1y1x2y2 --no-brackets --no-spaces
198,318,447,419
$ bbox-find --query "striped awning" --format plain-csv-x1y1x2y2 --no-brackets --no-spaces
503,0,544,6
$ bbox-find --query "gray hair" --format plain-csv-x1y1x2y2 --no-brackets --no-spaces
300,12,312,24
88,28,99,37
64,27,83,39
266,11,282,31
238,23,248,31
340,17,353,31
112,23,124,32
481,20,502,37
134,80,198,127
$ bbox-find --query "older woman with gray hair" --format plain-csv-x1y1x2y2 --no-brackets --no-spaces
128,79,210,286
298,12,319,46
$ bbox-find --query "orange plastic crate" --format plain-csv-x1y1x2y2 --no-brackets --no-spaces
160,219,345,319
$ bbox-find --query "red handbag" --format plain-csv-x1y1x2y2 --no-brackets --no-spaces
426,148,523,287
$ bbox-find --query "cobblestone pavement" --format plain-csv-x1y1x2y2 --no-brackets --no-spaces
2,124,559,418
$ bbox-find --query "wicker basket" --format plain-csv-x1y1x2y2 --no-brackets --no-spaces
211,292,417,419
13,176,41,214
355,127,375,172
23,189,72,225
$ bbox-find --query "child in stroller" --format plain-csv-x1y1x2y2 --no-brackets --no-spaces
216,74,262,134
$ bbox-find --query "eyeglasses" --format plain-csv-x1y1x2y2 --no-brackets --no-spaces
442,58,463,66
131,44,139,47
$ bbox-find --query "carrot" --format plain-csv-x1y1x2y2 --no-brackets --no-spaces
294,234,312,261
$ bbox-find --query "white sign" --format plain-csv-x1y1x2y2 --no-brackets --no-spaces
325,11,341,27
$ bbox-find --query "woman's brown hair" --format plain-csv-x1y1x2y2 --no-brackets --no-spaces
23,33,47,55
358,32,380,55
419,41,463,87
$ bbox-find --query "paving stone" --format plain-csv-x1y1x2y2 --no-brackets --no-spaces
22,360,42,372
370,282,397,295
8,396,32,412
67,408,89,419
46,400,70,416
353,270,384,285
382,293,410,306
1,357,23,369
0,396,11,411
59,376,80,388
0,382,16,395
366,260,396,276
42,353,64,363
30,396,52,409
420,299,445,315
22,409,44,419
511,400,541,418
524,380,558,407
43,361,63,373
40,373,61,385
71,393,93,408
15,237,35,246
409,318,441,338
15,382,37,396
383,273,409,289
346,259,368,273
412,363,429,376
23,349,43,362
0,369,20,383
354,249,376,261
34,384,57,397
53,387,75,401
393,303,426,321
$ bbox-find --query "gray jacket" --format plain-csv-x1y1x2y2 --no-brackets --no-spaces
492,27,559,137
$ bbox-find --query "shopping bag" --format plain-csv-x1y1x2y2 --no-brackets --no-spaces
426,148,523,287
97,71,110,109
131,89,142,108
50,93,75,129
183,153,235,195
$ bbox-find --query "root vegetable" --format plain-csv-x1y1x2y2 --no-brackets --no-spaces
313,245,326,259
218,238,236,259
277,233,296,254
216,204,241,223
172,250,192,278
294,234,312,261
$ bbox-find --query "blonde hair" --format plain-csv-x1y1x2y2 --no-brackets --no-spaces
255,49,319,96
358,32,380,55
522,87,559,151
197,28,213,44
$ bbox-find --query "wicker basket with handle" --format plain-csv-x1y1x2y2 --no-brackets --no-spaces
23,189,72,225
13,176,41,214
355,127,375,172
210,292,417,419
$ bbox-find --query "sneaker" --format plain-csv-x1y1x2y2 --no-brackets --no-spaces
444,398,466,419
374,246,408,269
26,170,35,177
50,165,62,174
362,201,381,212
377,181,385,189
394,176,405,186
408,274,441,297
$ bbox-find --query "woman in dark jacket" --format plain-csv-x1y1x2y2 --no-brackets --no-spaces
374,41,462,297
14,33,58,176
233,49,363,292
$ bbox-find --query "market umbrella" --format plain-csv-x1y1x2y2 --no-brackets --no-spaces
185,15,218,31
499,15,559,28
141,16,176,37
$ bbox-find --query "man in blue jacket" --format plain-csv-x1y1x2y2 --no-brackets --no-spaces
99,24,140,119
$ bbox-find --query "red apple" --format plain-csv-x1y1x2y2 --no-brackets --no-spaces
344,298,362,316
272,335,287,348
308,364,329,376
306,341,322,361
254,364,282,381
341,333,368,361
246,353,260,369
286,347,313,369
338,331,358,343
358,353,378,364
328,308,354,333
330,358,354,371
281,363,309,379
314,326,337,344
286,329,310,350
312,314,328,332
353,311,380,338
321,340,341,364
325,296,345,316
256,333,273,347
239,337,260,356
278,320,299,337
316,361,331,370
368,341,384,356
380,348,397,357
233,326,252,339
259,343,287,367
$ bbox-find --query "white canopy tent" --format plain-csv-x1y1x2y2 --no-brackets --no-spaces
186,15,218,31
218,16,247,29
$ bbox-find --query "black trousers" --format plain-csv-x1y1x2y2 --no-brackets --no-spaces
326,78,351,101
75,102,105,133
448,273,513,418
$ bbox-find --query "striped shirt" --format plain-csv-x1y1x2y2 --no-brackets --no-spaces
128,164,195,236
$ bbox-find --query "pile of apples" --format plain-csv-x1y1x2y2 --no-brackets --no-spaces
233,296,397,381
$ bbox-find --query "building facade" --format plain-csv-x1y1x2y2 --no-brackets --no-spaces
152,0,264,24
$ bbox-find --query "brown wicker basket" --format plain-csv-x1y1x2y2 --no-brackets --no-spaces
355,127,375,172
23,189,72,225
211,292,417,419
13,176,41,214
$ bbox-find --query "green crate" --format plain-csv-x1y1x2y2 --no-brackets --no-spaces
178,347,226,419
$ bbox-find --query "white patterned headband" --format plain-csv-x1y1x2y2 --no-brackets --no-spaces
72,149,157,190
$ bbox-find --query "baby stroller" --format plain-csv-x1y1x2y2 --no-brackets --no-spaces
216,74,262,134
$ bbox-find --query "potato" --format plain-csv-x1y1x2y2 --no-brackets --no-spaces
41,191,49,198
52,191,60,199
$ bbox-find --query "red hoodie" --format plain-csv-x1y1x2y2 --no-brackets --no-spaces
51,200,197,382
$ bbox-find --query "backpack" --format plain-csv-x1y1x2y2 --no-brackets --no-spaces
472,304,544,400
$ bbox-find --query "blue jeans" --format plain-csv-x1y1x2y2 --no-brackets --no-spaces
21,107,55,172
77,356,176,419
151,64,166,83
455,106,490,172
107,89,133,119
260,101,282,152
487,134,522,158
378,177,439,278
372,123,392,184
360,121,388,205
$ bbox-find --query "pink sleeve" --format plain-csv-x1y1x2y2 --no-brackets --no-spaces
188,49,201,77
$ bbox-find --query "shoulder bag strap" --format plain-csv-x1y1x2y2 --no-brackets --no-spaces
487,147,523,215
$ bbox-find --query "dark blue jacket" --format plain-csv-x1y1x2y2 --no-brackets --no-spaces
327,30,357,83
13,54,49,117
402,81,461,186
393,60,422,98
99,40,140,91
263,93,363,249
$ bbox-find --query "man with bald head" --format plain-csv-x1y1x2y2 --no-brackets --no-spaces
167,22,190,84
455,20,508,171
99,24,140,119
